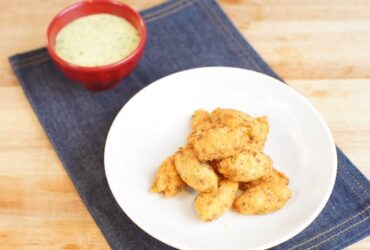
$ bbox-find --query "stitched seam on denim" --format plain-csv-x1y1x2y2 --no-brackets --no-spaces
197,2,254,67
12,57,51,69
143,0,192,20
212,1,265,73
306,216,369,250
339,169,366,203
197,0,263,71
287,206,370,250
12,52,49,66
196,0,251,68
142,0,188,19
344,164,369,198
145,0,195,23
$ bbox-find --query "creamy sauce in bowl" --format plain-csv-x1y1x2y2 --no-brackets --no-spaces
55,14,140,67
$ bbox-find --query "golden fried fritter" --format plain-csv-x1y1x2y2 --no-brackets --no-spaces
239,168,289,191
191,127,249,161
234,169,292,215
269,168,289,185
187,123,214,148
247,116,269,152
218,151,272,182
211,108,269,152
151,155,186,197
211,108,255,128
187,110,214,147
191,109,212,129
194,180,238,221
174,147,218,192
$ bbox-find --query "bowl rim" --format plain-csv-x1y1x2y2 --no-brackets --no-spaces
46,0,147,72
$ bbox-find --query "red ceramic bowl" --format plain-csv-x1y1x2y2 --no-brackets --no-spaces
47,0,147,91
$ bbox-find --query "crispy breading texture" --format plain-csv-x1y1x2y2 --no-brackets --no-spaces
191,109,212,129
151,155,186,197
211,108,269,152
211,108,255,128
195,180,238,221
234,171,292,215
218,151,272,182
175,148,218,192
239,168,289,191
187,110,213,147
191,127,249,161
248,116,269,152
187,123,214,148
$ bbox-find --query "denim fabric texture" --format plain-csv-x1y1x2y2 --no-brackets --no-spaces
9,0,370,249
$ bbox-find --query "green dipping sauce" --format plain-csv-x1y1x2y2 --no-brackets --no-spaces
55,14,140,67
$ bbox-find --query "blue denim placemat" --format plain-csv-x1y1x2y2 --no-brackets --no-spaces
9,0,370,249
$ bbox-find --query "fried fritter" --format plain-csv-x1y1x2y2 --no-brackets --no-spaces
211,108,269,152
151,155,186,197
187,110,213,147
174,147,218,192
211,108,255,128
191,109,212,129
187,123,214,148
270,168,289,185
247,116,269,152
194,180,238,221
234,169,292,215
239,168,289,191
191,127,249,161
218,151,272,182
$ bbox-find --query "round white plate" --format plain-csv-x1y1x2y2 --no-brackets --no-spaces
104,67,337,250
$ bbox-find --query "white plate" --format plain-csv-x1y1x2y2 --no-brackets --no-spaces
104,67,337,250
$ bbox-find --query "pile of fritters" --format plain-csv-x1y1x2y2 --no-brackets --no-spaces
151,108,292,222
